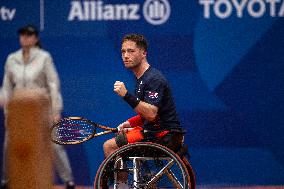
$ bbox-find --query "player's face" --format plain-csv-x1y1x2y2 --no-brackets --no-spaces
19,34,38,49
121,40,146,69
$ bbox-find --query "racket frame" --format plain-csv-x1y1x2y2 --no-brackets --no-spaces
51,116,117,145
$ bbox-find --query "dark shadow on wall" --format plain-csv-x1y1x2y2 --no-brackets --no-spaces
215,18,284,167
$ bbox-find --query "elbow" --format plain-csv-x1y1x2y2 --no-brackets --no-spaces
136,102,158,122
145,112,158,122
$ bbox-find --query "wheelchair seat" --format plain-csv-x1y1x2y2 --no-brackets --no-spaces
141,129,189,157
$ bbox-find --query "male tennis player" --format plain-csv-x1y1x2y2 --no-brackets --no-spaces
103,34,182,158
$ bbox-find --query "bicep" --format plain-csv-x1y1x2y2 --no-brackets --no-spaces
43,56,61,92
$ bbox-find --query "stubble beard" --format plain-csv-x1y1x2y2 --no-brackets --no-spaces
124,61,141,70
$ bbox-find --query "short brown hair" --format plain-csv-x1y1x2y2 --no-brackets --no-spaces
122,34,148,51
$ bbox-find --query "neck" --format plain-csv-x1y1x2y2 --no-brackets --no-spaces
22,47,31,63
132,60,150,79
22,46,33,54
23,47,29,52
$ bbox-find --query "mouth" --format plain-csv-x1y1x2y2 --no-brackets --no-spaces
124,61,131,64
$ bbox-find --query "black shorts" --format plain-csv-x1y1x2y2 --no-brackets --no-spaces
115,127,144,147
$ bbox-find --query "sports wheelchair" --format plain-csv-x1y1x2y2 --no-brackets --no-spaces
94,130,196,189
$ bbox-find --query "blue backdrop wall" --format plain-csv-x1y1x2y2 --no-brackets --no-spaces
0,0,284,186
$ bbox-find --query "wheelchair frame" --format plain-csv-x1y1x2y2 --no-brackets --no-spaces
94,142,196,189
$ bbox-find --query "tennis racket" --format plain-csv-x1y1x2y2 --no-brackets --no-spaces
51,117,118,145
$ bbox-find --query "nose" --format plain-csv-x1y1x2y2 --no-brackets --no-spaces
123,52,130,59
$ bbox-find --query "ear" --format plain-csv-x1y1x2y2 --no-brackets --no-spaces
142,50,147,57
33,36,39,42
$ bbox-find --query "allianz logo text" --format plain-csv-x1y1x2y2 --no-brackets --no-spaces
0,6,16,21
199,0,284,19
68,0,171,25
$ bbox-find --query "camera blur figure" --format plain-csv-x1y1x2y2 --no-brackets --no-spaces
0,25,75,189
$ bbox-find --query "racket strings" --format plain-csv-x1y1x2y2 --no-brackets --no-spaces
52,119,96,144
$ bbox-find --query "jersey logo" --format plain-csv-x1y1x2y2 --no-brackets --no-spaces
137,80,143,93
148,91,159,99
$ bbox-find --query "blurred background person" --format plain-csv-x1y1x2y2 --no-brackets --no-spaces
0,24,75,189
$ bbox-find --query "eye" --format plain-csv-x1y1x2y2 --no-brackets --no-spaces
127,49,135,53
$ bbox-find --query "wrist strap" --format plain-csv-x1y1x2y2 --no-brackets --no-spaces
123,92,140,109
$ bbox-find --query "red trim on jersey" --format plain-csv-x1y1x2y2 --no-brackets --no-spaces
155,130,170,138
128,115,143,127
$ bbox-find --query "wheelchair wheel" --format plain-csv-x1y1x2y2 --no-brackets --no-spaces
181,157,196,189
94,142,194,189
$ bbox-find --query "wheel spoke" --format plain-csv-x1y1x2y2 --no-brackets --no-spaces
165,168,184,189
146,159,175,187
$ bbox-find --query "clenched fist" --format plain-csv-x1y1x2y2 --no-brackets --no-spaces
114,81,127,97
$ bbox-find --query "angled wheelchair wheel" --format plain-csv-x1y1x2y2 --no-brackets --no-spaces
94,142,195,189
181,157,196,189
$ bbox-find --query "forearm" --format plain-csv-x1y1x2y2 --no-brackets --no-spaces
50,88,63,114
134,101,157,122
123,91,158,122
113,81,158,122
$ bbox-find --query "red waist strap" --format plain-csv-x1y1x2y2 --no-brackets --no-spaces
128,115,143,127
